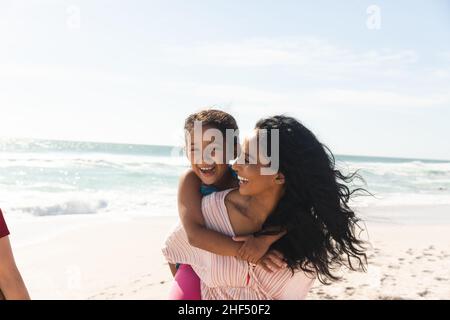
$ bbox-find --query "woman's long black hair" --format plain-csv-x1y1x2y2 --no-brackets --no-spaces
255,115,368,284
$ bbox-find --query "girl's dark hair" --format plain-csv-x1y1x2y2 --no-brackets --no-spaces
255,115,368,284
184,109,239,160
184,109,239,137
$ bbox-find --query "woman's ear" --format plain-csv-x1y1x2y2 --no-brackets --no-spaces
275,172,285,185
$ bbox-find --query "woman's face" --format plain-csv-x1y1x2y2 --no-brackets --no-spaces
232,130,283,196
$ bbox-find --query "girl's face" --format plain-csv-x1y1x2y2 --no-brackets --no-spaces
232,130,284,196
186,125,230,186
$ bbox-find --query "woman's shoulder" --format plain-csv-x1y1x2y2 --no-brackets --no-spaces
201,189,234,215
223,189,253,216
200,189,237,234
223,188,248,205
202,188,236,202
202,188,247,211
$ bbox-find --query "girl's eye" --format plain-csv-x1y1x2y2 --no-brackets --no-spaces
210,144,223,151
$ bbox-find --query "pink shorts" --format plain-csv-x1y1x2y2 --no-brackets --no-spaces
168,264,201,300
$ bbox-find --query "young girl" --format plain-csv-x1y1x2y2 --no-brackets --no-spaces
0,209,30,300
169,109,286,300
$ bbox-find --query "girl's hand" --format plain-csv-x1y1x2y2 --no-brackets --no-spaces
232,234,272,264
258,250,287,273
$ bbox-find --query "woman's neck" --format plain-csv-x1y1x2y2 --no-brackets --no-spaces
242,186,284,229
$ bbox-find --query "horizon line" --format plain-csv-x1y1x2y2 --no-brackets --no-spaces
1,135,449,163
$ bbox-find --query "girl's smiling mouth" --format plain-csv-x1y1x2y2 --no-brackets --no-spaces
198,165,216,176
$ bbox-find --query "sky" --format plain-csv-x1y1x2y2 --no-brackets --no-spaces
0,0,449,159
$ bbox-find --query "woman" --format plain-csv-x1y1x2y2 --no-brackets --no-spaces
0,209,30,300
162,115,367,299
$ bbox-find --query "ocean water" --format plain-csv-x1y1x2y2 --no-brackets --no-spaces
1,138,449,222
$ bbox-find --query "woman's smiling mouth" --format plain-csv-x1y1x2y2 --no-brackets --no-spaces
238,175,249,185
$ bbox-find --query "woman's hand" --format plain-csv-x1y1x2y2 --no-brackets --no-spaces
232,234,272,264
258,250,287,273
233,226,288,264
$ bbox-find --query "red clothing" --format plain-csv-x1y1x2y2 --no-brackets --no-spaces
0,208,10,238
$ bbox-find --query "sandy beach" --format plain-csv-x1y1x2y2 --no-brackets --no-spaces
5,205,449,300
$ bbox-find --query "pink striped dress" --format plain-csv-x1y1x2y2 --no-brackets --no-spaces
162,189,315,300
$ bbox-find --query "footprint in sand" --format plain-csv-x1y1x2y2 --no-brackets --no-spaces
378,295,404,300
434,277,448,281
418,289,429,297
345,287,356,296
380,275,389,284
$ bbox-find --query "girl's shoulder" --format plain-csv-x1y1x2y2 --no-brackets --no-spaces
179,169,202,190
180,168,201,182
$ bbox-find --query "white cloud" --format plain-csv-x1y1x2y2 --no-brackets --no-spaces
438,50,450,62
0,63,130,84
161,37,419,80
430,68,450,79
156,37,449,115
174,83,450,113
1,35,448,155
429,51,450,79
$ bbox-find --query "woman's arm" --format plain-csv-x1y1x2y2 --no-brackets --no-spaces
178,170,241,256
0,236,30,300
